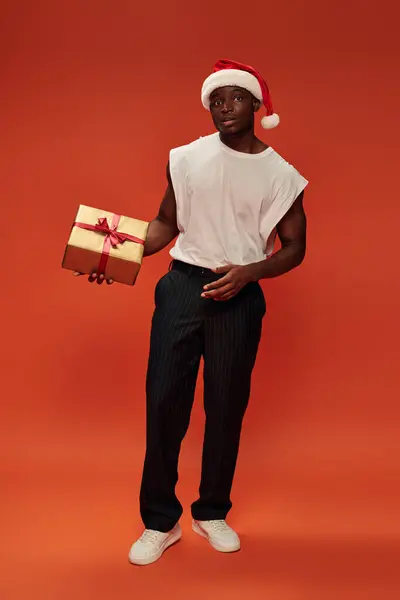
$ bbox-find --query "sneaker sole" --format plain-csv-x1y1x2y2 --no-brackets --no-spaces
192,521,241,553
128,527,182,566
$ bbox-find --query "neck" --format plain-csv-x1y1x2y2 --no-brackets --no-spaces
219,128,262,155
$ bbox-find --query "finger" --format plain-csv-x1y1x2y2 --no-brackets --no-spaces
202,284,233,299
203,273,231,291
96,274,105,285
106,279,114,285
217,291,236,302
73,271,83,276
88,272,97,283
219,284,245,301
212,264,235,274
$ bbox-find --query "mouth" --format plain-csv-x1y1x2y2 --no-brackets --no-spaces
220,118,236,126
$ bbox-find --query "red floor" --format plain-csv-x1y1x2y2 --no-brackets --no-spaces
3,426,398,600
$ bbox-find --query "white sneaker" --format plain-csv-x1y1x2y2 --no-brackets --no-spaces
128,523,182,565
192,519,240,553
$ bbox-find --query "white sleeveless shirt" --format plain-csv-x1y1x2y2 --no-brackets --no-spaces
169,133,308,269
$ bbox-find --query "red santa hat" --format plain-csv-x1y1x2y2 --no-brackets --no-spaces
201,59,280,129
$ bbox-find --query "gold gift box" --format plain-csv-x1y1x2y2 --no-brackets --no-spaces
62,205,149,285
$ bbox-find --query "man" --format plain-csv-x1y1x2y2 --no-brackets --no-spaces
80,59,308,565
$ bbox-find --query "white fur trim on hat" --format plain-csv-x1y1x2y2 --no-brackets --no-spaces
201,69,263,110
261,113,280,129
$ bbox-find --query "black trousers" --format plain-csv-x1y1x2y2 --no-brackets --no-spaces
139,260,266,532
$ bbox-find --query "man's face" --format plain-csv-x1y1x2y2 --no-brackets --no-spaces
209,86,259,135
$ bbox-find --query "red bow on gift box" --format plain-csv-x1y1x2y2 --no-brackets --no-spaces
93,217,131,247
74,213,145,275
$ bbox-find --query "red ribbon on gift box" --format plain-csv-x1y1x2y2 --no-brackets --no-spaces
74,214,145,275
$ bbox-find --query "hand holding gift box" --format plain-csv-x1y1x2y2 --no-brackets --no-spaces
62,205,149,286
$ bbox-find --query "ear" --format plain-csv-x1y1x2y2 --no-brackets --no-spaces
253,99,261,113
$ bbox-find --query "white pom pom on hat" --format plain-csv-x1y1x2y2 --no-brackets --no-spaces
261,113,280,129
201,58,280,129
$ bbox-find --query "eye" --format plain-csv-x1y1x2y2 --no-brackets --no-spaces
234,94,243,102
211,99,222,107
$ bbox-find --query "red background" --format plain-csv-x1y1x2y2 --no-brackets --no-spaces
2,1,399,598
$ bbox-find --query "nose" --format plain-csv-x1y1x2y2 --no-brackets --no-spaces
221,100,234,113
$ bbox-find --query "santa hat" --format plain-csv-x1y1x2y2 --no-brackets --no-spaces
201,59,280,129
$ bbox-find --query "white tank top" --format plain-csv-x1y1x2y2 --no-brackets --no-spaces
169,133,308,269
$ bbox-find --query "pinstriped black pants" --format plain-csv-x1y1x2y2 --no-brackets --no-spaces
139,260,266,532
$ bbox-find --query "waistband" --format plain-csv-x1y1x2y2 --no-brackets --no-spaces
170,260,219,278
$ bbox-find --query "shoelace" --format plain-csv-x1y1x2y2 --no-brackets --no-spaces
207,520,230,532
139,529,164,544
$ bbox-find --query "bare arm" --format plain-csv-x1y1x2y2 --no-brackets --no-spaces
248,191,307,280
202,192,307,300
143,162,179,257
